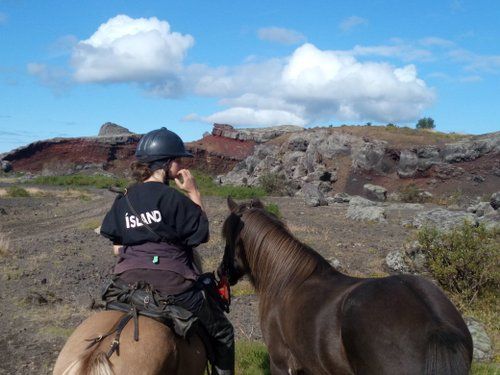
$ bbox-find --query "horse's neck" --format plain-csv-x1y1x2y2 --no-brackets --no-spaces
247,228,329,296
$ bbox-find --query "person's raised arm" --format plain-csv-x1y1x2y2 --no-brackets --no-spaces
174,169,205,211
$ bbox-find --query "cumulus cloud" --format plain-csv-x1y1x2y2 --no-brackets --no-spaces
339,16,367,32
34,14,437,127
257,27,306,45
186,43,435,126
71,14,194,83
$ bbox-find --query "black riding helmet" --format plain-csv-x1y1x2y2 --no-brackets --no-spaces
135,127,193,163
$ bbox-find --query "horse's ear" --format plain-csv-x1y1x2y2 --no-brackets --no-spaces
250,198,264,209
227,196,238,212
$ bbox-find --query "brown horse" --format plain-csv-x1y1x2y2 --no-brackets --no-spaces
53,310,206,375
219,197,473,375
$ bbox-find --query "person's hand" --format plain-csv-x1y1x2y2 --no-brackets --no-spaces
174,169,205,210
174,169,198,194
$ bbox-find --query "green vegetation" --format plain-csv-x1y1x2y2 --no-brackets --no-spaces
397,184,430,203
265,202,282,218
472,362,500,374
416,117,436,129
30,174,129,189
192,170,266,199
6,186,30,197
258,172,286,195
418,222,499,307
235,341,271,375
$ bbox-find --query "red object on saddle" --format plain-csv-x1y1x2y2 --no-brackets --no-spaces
217,275,231,303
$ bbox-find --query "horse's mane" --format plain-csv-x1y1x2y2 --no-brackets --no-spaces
238,208,333,307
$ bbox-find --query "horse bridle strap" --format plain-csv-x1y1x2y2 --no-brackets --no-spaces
85,309,139,358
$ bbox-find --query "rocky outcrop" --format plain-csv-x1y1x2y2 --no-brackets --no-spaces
490,192,500,210
1,123,258,175
363,184,387,201
216,127,499,205
212,123,303,143
411,208,477,231
98,122,134,137
465,318,493,361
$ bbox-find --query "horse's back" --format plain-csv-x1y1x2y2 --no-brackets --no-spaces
340,275,472,374
54,310,206,375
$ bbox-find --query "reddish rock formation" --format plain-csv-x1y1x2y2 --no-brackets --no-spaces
1,124,257,176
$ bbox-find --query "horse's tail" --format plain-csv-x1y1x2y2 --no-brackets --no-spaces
62,351,114,375
425,325,472,375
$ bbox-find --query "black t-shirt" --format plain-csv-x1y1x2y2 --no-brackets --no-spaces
100,182,209,247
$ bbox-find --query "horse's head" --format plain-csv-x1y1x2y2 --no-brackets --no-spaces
218,197,264,285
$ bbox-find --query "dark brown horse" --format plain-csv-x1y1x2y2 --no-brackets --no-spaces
219,198,473,375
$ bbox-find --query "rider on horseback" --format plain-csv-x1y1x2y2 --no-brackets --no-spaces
100,127,234,375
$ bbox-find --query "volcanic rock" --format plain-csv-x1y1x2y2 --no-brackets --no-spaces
98,122,134,137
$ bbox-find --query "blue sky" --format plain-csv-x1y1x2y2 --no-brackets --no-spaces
1,0,499,152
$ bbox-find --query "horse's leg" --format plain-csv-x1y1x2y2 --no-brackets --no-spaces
175,335,207,375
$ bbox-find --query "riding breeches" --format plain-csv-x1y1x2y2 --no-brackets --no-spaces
173,287,235,375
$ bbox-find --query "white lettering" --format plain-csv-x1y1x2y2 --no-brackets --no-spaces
152,210,162,222
140,213,149,225
146,211,155,224
125,210,162,229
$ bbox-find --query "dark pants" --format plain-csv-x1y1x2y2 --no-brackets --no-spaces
173,287,235,375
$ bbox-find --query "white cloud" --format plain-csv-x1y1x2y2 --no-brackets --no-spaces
187,43,435,126
339,16,367,32
448,48,500,74
257,27,306,45
201,107,308,127
0,12,7,25
350,43,434,62
27,63,71,94
71,14,194,83
419,37,455,48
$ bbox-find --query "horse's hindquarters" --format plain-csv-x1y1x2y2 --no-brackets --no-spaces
54,310,206,375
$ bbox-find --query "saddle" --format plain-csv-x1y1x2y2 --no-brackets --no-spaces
86,276,215,365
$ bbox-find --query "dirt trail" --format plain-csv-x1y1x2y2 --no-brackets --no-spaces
0,187,415,374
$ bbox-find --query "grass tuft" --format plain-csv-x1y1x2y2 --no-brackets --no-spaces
6,186,31,197
192,170,266,199
29,174,129,189
235,340,271,375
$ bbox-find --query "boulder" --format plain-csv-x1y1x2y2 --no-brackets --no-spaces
329,192,351,204
467,202,495,217
465,317,492,361
397,150,418,178
490,192,500,210
347,197,386,222
412,208,477,231
349,196,379,207
363,184,387,201
346,205,386,222
98,122,133,137
352,140,387,173
299,183,328,207
1,159,12,172
385,251,410,273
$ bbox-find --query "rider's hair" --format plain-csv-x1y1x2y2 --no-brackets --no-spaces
130,161,153,182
